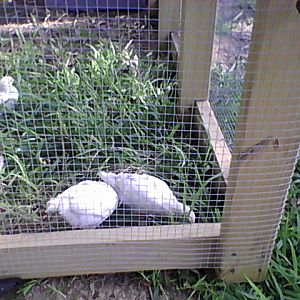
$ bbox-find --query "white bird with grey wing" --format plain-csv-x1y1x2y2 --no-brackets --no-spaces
98,171,195,223
0,76,19,109
46,180,119,228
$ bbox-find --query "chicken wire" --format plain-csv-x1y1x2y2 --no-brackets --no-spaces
0,0,299,279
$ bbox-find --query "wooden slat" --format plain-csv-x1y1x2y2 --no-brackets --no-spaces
0,223,220,249
171,32,180,53
0,224,220,279
170,31,180,62
158,0,181,50
219,0,300,282
178,0,217,111
196,100,232,183
0,239,219,279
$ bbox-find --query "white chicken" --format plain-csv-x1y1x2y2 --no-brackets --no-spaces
98,171,195,223
0,76,19,109
46,180,119,228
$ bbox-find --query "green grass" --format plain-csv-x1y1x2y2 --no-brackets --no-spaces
0,36,221,233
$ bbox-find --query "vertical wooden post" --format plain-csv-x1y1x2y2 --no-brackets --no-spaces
178,0,217,112
219,0,300,282
158,0,181,50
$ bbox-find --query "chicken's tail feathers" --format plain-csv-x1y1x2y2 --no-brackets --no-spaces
172,202,196,223
97,170,118,186
179,203,196,223
183,203,196,223
45,197,60,213
188,210,196,223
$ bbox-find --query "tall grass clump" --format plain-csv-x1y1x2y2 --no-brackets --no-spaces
0,38,221,233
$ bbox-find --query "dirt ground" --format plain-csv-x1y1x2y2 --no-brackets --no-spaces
0,1,253,299
2,273,192,300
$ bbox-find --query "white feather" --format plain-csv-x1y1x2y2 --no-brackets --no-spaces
0,76,19,108
98,171,195,223
46,180,119,228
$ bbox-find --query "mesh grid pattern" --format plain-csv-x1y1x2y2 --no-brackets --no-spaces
0,0,299,279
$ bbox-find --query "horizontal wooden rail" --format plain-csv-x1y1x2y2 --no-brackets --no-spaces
0,223,220,279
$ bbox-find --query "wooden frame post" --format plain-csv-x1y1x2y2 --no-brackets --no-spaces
219,0,300,282
169,0,230,183
178,0,217,112
158,0,181,50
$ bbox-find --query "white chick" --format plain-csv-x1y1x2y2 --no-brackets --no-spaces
98,171,195,223
46,180,119,228
0,76,19,109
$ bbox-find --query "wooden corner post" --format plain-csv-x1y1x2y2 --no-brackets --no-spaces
219,0,300,282
178,0,217,113
158,0,181,50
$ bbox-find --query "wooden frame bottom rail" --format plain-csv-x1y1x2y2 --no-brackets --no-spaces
0,223,220,279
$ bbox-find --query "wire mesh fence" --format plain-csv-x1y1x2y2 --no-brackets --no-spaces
0,0,299,281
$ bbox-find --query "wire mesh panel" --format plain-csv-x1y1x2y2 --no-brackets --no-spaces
210,0,255,149
0,0,299,282
0,0,219,278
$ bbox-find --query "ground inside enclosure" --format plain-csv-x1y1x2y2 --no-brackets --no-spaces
1,0,255,299
0,0,253,233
